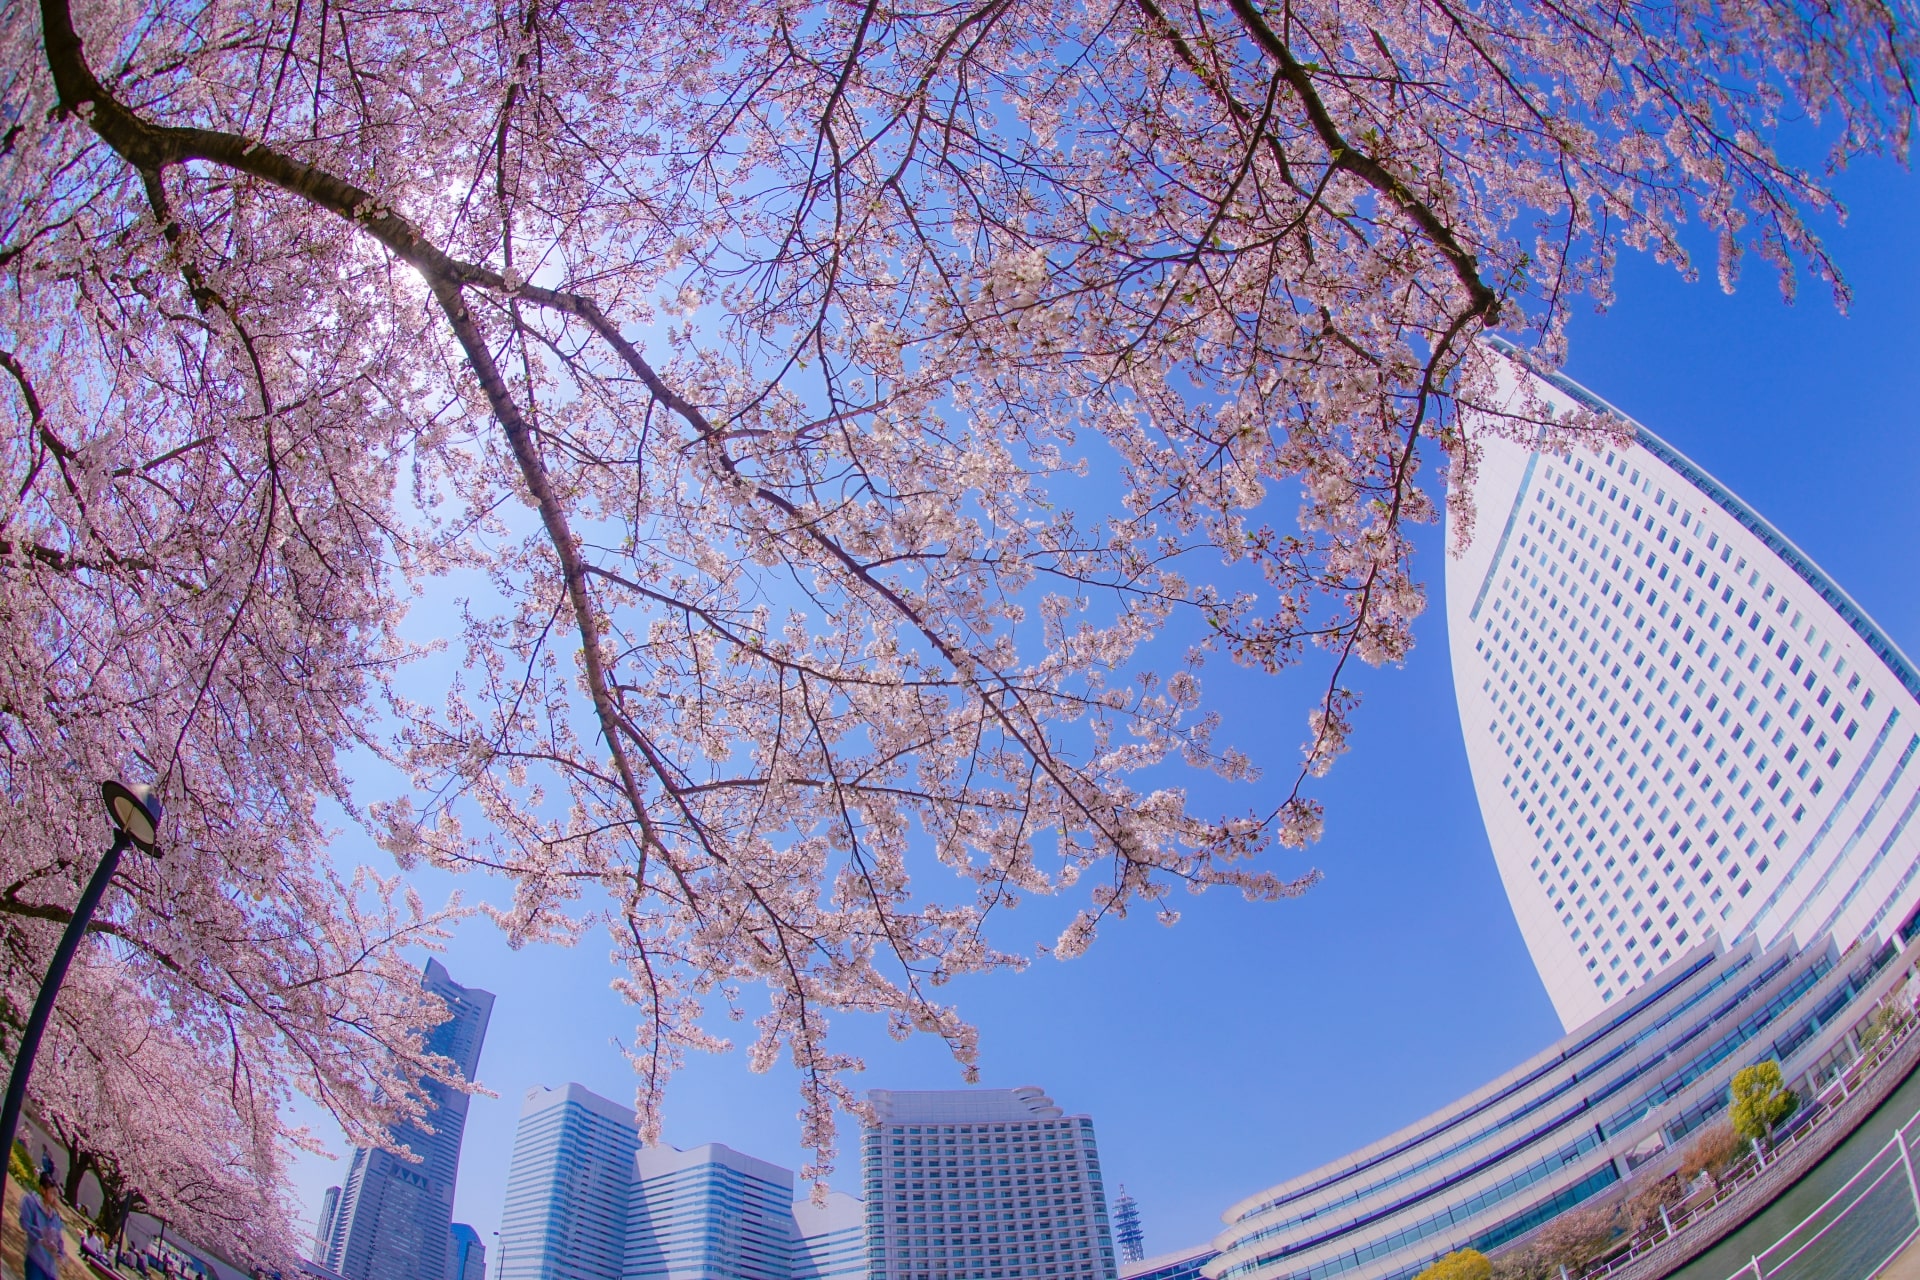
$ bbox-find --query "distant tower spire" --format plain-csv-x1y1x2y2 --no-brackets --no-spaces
1113,1186,1144,1263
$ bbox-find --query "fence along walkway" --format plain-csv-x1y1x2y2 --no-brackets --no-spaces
1583,1014,1920,1280
1728,1101,1920,1280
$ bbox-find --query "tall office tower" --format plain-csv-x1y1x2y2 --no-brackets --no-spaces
862,1088,1118,1280
314,1186,343,1265
450,1224,487,1280
626,1143,804,1280
793,1192,868,1280
499,1084,642,1280
1448,339,1920,1029
319,959,496,1280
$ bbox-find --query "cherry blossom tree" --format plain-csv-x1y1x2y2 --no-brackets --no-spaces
0,0,1912,1194
30,956,303,1271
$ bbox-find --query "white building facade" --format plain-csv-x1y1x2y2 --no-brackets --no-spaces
862,1088,1118,1280
1449,339,1920,1029
1204,344,1920,1280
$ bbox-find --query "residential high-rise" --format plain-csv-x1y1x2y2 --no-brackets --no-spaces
1204,346,1920,1280
861,1087,1118,1280
318,959,495,1280
1449,339,1920,1028
626,1142,862,1280
500,1084,641,1280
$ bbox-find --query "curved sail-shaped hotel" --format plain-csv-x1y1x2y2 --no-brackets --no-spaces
1205,342,1920,1280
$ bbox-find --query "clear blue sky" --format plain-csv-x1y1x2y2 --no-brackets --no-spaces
289,159,1920,1265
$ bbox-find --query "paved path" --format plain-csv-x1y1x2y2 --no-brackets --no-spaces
1880,1236,1920,1280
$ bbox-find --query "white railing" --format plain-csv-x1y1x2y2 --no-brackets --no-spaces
1575,1005,1920,1280
1727,1109,1920,1280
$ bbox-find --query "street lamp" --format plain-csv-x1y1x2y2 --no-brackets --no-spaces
0,780,163,1215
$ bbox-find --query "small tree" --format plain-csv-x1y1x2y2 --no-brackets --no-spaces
1860,1002,1912,1056
1730,1062,1800,1146
1416,1250,1491,1280
1489,1244,1553,1280
1620,1175,1684,1236
1532,1206,1618,1275
1677,1123,1746,1187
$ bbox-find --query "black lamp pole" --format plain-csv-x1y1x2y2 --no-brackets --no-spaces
0,781,162,1219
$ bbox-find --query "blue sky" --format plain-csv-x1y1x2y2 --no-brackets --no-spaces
288,159,1920,1266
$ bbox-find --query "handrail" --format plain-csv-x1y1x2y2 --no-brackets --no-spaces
1571,1002,1920,1280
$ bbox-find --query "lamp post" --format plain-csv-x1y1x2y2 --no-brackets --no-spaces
0,780,163,1217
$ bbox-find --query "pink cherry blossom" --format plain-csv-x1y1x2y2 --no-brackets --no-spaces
0,0,1911,1213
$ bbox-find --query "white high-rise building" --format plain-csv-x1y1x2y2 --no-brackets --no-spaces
862,1088,1118,1280
1201,345,1920,1280
1449,339,1920,1029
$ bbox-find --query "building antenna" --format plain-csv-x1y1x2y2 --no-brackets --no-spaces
1113,1187,1144,1264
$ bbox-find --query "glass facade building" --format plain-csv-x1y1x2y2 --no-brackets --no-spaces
1205,347,1920,1280
862,1088,1118,1280
451,1223,487,1280
794,1193,869,1280
1207,932,1907,1280
490,1084,861,1280
501,1083,642,1280
317,959,495,1280
626,1142,864,1280
1120,1249,1217,1280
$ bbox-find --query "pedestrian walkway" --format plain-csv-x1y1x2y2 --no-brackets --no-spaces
1878,1235,1920,1280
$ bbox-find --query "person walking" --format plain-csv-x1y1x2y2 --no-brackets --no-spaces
18,1168,67,1280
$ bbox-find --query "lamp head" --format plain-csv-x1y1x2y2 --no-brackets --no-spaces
101,780,163,854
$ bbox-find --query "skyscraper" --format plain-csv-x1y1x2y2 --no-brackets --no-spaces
491,1084,863,1280
1203,346,1920,1280
861,1087,1118,1280
500,1084,641,1280
1449,339,1920,1028
793,1191,868,1280
625,1142,862,1280
314,1186,343,1266
318,959,495,1280
450,1224,487,1280
627,1143,798,1280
